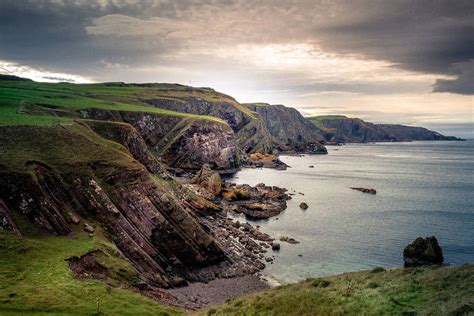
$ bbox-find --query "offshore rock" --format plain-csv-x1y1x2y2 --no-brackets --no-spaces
351,187,376,194
403,236,444,267
280,236,300,244
221,183,289,219
299,202,309,210
271,243,281,251
243,153,288,170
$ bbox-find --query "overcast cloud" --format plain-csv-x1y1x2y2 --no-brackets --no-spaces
0,0,472,136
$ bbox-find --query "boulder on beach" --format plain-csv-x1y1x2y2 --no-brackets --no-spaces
84,223,94,233
68,212,80,225
403,236,444,267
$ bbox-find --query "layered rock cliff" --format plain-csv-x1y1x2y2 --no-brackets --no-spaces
142,91,326,154
0,122,260,288
245,103,327,153
309,116,463,143
20,103,240,172
142,89,276,154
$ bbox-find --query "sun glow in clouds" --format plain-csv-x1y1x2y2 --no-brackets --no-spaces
0,61,93,83
206,43,452,85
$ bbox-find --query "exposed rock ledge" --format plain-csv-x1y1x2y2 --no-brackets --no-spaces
242,153,288,170
220,183,290,219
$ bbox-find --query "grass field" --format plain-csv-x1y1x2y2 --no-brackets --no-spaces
0,78,232,126
201,265,474,315
308,115,348,128
0,231,181,315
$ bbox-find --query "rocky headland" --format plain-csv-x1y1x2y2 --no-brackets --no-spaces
0,76,467,313
309,115,464,143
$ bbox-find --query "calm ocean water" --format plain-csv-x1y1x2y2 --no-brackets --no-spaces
229,140,474,284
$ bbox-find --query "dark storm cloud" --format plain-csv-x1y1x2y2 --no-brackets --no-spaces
310,1,474,93
433,61,474,95
0,0,472,93
0,0,203,72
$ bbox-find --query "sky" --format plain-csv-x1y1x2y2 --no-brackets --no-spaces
0,0,472,137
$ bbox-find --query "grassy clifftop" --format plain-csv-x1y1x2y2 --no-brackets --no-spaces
201,265,474,315
307,115,348,128
0,77,228,126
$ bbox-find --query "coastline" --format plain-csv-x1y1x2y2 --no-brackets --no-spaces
159,274,269,310
158,139,474,310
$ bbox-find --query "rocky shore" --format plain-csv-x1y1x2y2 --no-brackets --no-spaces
146,160,301,309
242,153,289,170
220,182,290,219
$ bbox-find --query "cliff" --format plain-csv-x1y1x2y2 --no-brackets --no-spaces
142,91,326,154
1,77,326,165
244,103,327,153
9,84,240,172
309,115,463,143
0,77,275,300
0,123,225,287
0,119,273,291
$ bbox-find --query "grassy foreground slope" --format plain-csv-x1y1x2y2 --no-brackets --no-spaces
0,232,180,315
0,121,184,315
201,265,474,316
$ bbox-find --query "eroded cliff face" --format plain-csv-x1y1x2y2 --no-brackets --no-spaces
144,97,250,132
0,199,21,235
245,104,327,154
144,97,277,154
377,124,462,141
317,117,390,143
130,115,239,171
0,123,252,287
145,96,330,155
20,103,240,172
311,116,463,143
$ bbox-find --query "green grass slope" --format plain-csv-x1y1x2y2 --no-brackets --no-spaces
201,265,474,315
307,115,348,128
0,77,228,126
0,121,183,314
0,231,180,315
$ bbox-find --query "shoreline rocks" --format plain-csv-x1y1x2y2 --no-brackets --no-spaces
191,164,222,197
243,152,289,170
220,182,290,219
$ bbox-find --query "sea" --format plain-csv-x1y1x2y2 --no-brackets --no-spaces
228,140,474,284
